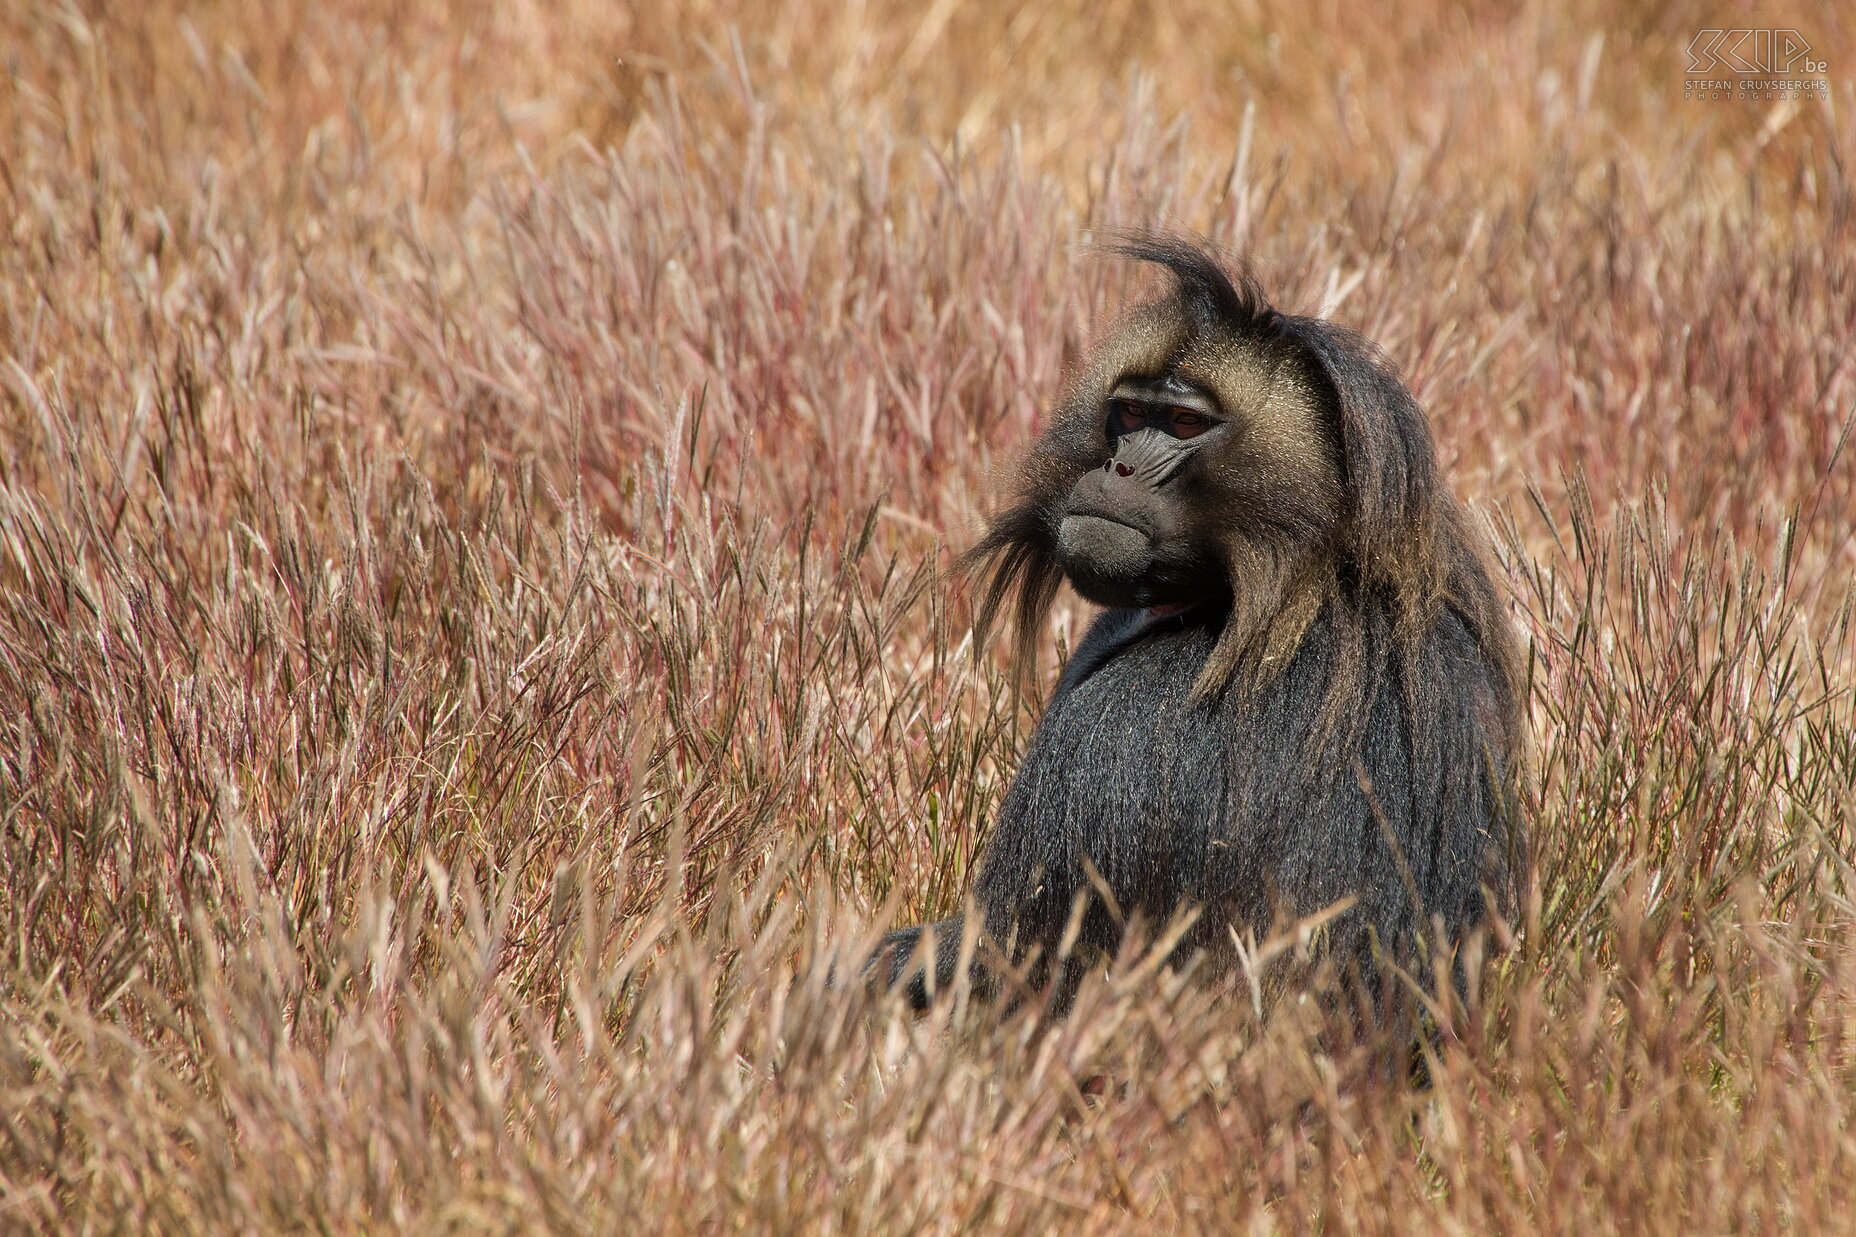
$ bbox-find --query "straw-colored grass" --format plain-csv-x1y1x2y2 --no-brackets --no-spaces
3,1,1853,1230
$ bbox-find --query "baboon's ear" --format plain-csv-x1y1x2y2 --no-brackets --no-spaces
1277,316,1438,562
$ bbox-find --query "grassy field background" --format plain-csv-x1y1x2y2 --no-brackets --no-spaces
3,1,1854,1230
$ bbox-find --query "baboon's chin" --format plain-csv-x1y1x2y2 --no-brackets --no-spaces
1057,515,1150,596
1056,528,1216,613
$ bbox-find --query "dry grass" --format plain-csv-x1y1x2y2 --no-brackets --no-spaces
3,0,1854,1231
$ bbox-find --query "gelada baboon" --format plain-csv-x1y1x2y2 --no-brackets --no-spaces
872,234,1526,1015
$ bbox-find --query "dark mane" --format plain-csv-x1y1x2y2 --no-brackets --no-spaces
971,235,1520,718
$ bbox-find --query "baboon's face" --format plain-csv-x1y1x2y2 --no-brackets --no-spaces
1048,313,1345,612
1054,374,1229,609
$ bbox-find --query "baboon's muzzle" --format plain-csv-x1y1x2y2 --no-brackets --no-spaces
1056,429,1203,606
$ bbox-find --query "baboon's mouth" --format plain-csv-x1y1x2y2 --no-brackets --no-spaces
1057,513,1152,565
1058,508,1151,539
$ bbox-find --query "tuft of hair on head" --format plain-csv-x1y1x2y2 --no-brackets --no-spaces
1094,230,1276,338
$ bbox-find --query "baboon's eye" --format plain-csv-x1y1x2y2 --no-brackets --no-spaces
1168,409,1213,438
1108,399,1148,434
